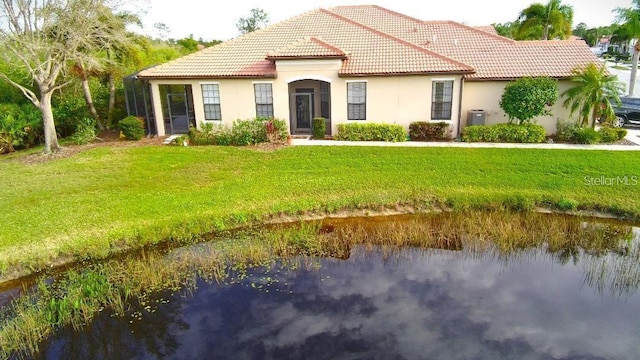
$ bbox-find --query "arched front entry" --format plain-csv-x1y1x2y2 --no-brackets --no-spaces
288,79,331,136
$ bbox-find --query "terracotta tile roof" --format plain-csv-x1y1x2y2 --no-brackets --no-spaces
330,5,600,80
266,37,347,59
474,26,498,35
138,5,599,80
138,8,473,79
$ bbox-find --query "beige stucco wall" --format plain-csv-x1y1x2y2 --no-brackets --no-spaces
148,63,464,136
461,80,574,134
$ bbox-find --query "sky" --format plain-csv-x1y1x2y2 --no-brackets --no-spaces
133,0,635,41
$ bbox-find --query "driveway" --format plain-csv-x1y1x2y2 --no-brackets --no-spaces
605,59,640,98
625,127,640,145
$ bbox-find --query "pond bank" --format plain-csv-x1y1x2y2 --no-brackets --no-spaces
0,206,636,288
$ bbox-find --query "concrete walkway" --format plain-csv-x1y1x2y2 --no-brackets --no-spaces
291,134,640,151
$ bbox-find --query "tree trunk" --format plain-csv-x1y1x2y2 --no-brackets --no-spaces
107,72,116,129
79,62,104,130
629,40,640,97
590,106,598,129
40,91,61,154
543,23,549,41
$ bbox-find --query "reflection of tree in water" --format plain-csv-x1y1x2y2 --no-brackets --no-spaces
35,289,189,360
581,230,640,297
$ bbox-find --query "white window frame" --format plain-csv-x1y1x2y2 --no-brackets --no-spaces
200,82,222,121
253,82,274,119
346,80,367,121
431,79,455,121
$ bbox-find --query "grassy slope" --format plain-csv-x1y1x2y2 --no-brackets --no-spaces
1,145,639,275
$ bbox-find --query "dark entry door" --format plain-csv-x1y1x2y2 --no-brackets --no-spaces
294,93,313,133
167,93,189,134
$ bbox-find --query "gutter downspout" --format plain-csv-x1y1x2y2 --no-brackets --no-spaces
456,76,465,138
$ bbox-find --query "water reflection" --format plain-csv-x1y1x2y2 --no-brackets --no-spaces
39,242,640,360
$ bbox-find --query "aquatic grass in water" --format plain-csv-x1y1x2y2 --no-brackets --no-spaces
0,211,638,359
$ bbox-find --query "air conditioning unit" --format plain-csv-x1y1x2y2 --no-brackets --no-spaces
467,109,486,126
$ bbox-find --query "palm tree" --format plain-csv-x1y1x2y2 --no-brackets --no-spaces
615,0,640,96
516,0,574,40
562,63,625,128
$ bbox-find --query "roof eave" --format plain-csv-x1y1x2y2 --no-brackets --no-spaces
136,74,278,80
266,55,347,60
339,70,475,77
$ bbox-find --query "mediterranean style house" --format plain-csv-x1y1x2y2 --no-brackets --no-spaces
131,5,600,137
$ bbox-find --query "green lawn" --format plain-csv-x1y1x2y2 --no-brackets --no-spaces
1,145,639,278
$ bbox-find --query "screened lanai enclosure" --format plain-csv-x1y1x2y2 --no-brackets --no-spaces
124,74,197,136
123,73,156,136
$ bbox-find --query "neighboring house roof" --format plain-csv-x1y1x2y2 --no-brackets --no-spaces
138,5,598,81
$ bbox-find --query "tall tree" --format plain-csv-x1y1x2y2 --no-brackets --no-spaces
562,63,625,128
616,0,640,96
0,0,122,153
515,0,573,40
236,8,269,35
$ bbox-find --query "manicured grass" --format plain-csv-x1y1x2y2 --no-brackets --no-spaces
1,145,639,277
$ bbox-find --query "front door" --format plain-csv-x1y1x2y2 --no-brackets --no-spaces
167,93,189,134
294,93,313,134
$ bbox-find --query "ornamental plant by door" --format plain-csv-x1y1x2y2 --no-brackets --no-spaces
312,117,326,139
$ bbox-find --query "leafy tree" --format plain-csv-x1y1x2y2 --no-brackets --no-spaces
515,0,573,40
562,63,625,128
236,8,269,35
615,0,640,96
492,22,519,39
500,77,559,124
177,35,199,53
0,0,125,153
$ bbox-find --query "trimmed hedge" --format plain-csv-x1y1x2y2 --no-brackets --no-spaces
409,121,452,141
335,123,406,142
462,123,546,143
312,117,326,139
598,126,627,143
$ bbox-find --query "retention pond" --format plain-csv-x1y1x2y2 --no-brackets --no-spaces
1,212,639,359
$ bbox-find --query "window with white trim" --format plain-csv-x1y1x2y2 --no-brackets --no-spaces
201,84,221,121
431,80,454,120
254,83,274,118
347,82,366,120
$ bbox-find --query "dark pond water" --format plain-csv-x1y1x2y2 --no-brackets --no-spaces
36,239,640,360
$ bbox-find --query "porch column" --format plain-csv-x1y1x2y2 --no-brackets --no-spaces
150,82,165,136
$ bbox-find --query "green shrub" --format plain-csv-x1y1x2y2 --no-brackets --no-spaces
187,118,287,146
69,117,97,145
312,117,326,139
462,123,546,143
0,103,43,153
555,120,581,143
188,123,233,145
335,123,406,142
597,126,627,143
52,95,92,137
118,116,145,140
572,127,600,144
409,121,452,141
230,117,288,146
